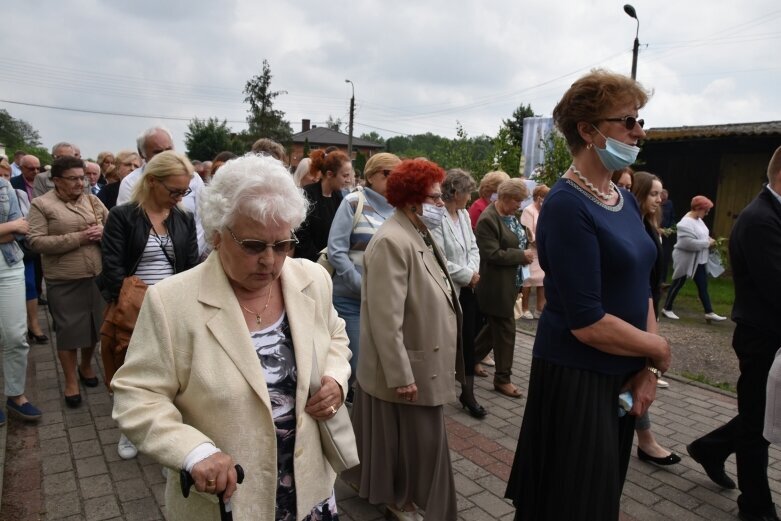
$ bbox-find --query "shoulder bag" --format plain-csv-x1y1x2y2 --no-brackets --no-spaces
317,189,365,276
309,352,359,473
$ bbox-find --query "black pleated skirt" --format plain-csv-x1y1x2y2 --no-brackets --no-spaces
505,356,636,521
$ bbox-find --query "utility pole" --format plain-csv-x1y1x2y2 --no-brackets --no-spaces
345,79,355,159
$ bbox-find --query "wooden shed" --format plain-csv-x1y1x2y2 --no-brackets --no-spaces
640,121,781,239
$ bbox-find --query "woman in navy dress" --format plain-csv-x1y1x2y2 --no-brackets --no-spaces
504,70,671,521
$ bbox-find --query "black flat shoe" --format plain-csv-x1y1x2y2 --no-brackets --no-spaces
686,442,736,489
38,297,48,306
459,394,487,419
78,369,99,388
64,394,82,408
27,330,49,344
637,447,681,466
738,510,781,521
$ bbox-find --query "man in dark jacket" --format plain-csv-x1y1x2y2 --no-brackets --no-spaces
687,146,781,521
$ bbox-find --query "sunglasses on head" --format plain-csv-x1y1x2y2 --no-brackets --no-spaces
226,227,299,255
602,115,645,130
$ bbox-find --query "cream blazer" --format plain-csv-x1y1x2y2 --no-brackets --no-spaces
429,208,480,296
111,253,351,521
358,211,464,406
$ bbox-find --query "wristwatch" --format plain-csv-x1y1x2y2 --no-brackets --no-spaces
647,366,662,379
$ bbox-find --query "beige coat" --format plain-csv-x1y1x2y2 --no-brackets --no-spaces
27,190,107,280
358,211,464,406
111,253,351,521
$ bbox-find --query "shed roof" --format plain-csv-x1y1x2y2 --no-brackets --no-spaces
644,121,781,142
291,127,384,148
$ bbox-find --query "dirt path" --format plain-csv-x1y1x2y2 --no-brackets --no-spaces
516,306,739,390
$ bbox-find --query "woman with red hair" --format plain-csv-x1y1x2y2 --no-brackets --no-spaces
294,149,353,261
346,159,464,520
661,195,726,323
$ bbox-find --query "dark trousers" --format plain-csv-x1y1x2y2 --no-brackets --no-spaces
691,325,781,515
474,314,515,384
660,235,674,283
663,262,713,313
459,288,479,376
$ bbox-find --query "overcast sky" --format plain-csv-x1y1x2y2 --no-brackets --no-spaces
2,0,779,159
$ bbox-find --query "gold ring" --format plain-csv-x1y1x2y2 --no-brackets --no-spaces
206,479,216,486
330,405,337,415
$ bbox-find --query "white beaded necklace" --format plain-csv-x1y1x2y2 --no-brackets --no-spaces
570,165,615,201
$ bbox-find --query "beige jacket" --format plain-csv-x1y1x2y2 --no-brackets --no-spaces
111,253,351,521
27,190,107,280
358,211,464,406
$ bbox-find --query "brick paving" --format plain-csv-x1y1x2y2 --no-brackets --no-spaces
1,309,779,520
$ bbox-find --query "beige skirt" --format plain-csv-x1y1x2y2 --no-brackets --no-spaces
344,386,457,519
47,277,105,350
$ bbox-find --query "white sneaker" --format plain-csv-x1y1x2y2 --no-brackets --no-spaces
661,309,679,320
117,433,138,459
704,312,727,322
657,378,670,389
520,311,535,320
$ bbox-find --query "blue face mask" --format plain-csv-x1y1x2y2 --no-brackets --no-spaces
592,126,640,171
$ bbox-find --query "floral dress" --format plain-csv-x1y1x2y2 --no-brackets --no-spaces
500,215,530,288
251,312,339,521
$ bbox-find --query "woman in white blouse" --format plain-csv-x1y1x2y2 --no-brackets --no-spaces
661,195,726,323
430,168,486,418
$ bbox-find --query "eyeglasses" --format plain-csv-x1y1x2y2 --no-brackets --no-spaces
158,181,192,198
22,166,40,171
60,175,86,182
425,193,444,202
226,227,299,256
602,115,645,130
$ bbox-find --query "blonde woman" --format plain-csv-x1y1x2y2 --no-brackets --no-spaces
97,150,199,459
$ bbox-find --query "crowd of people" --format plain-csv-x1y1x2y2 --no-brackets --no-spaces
0,67,779,521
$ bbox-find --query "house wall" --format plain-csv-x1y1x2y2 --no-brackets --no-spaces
639,136,780,239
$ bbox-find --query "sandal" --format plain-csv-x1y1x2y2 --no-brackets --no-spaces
474,364,489,378
494,382,523,398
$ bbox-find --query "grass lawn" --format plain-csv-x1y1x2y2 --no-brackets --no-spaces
667,274,734,316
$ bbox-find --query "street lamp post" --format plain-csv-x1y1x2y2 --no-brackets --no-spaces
345,79,355,160
624,4,640,79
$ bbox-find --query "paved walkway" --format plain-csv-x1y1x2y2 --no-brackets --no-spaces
1,309,779,520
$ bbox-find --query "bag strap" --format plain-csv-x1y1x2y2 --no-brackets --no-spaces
351,190,365,231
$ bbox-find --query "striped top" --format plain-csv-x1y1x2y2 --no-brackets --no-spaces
134,233,175,285
328,187,395,299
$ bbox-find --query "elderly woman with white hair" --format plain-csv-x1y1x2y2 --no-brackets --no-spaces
110,154,352,521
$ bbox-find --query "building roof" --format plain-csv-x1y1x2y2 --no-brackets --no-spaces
644,121,781,142
291,127,384,148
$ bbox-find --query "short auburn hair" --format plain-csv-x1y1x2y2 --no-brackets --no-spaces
690,195,713,211
386,159,446,208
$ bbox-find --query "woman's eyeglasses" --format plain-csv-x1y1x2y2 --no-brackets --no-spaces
159,182,192,198
226,227,299,255
602,115,645,130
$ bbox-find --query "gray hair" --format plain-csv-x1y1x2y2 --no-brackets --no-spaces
136,126,173,159
292,158,311,187
442,168,476,202
51,141,73,156
199,153,309,246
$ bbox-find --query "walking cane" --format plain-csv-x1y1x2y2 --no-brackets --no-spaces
180,464,245,521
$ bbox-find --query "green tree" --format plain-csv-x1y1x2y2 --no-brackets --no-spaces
491,123,522,175
534,130,572,187
325,115,342,132
0,109,41,149
184,117,242,160
358,131,385,145
354,151,367,179
243,59,293,143
303,138,311,158
503,103,535,148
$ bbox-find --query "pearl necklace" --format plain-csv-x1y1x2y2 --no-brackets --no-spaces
239,286,274,327
570,165,615,201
